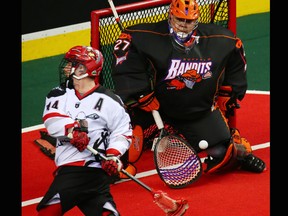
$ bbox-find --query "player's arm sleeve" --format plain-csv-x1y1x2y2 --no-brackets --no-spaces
107,101,133,156
42,88,75,138
222,38,248,101
112,32,153,103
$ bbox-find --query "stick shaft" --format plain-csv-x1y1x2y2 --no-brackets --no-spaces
152,110,164,129
86,145,152,192
107,0,124,31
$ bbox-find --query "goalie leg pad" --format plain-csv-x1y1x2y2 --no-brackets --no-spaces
204,128,253,173
118,163,137,179
240,154,266,173
233,128,266,173
204,143,239,173
216,85,240,128
128,125,143,163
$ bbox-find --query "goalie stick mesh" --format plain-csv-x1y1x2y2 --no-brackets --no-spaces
154,135,202,188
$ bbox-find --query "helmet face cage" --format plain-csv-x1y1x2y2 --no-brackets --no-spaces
59,46,104,85
169,0,200,50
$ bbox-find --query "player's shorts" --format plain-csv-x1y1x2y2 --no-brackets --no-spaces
37,166,119,215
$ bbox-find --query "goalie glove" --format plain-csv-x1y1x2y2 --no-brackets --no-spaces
68,120,89,152
137,92,160,112
101,149,123,176
217,86,240,118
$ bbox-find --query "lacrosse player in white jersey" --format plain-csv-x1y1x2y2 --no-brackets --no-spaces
37,45,133,216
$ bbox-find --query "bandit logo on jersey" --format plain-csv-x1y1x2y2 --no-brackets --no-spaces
167,69,212,90
166,59,212,90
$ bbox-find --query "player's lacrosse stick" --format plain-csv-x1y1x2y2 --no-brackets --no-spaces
107,0,201,189
86,145,189,215
151,110,203,189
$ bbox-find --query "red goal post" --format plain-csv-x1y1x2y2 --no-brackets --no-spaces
90,0,236,90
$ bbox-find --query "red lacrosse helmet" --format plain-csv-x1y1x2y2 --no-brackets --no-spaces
59,45,104,84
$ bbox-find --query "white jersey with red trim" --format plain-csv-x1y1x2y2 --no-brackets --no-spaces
42,84,132,167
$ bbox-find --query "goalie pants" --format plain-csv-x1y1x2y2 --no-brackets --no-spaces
132,107,231,153
36,166,119,216
167,108,231,153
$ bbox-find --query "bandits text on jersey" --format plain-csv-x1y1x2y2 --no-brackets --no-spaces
166,59,212,80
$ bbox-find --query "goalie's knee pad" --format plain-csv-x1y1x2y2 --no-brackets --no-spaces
204,128,254,174
232,129,266,172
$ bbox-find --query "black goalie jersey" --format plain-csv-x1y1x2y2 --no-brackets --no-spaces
112,20,247,120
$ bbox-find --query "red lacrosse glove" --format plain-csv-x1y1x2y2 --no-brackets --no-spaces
101,149,123,176
70,130,89,152
138,92,160,112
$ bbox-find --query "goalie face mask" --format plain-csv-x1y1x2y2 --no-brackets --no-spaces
168,15,198,45
168,0,200,52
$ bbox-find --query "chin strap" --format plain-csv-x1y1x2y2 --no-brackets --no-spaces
169,28,199,53
183,31,199,47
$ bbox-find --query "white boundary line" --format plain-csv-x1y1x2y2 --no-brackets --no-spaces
22,142,270,207
246,90,270,95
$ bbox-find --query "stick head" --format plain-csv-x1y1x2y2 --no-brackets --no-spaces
154,135,202,188
152,190,189,215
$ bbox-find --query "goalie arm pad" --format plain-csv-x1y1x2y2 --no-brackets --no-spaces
217,86,240,118
128,92,160,112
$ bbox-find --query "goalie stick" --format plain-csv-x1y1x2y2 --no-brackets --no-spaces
106,0,201,189
152,110,203,189
86,145,189,215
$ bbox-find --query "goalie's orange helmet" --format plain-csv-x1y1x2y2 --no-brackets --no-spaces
170,0,200,20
